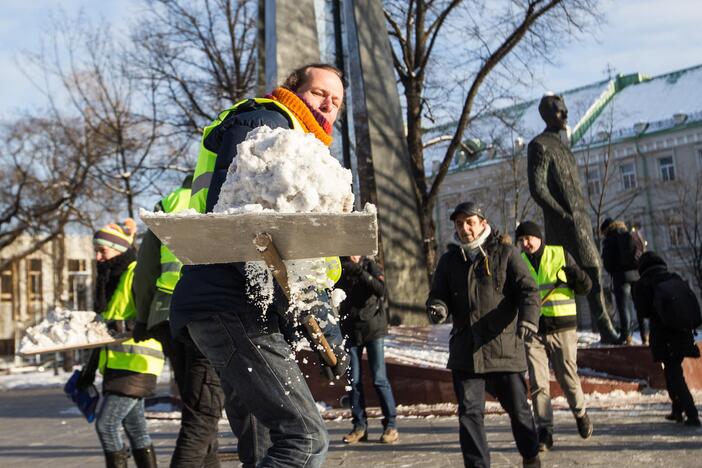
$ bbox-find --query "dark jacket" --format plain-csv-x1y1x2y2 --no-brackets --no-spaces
337,257,387,346
632,265,700,362
523,243,591,334
170,103,291,337
427,231,540,373
602,222,640,283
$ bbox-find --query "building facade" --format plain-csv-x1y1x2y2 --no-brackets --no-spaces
0,235,94,365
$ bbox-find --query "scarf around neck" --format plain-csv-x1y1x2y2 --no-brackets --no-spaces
456,224,492,261
94,249,136,313
267,87,333,147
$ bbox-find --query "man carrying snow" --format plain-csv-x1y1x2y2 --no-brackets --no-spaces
170,63,348,468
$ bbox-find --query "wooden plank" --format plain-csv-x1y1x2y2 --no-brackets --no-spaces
141,209,378,264
18,336,129,356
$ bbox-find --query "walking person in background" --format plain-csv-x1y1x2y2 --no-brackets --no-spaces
516,221,593,452
632,252,701,427
600,218,647,344
337,255,399,445
78,219,164,468
427,202,541,468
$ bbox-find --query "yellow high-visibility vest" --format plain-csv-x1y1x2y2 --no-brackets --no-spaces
99,261,165,376
155,187,191,293
521,246,576,318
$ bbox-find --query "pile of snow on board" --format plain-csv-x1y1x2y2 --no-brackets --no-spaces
19,308,113,354
213,126,353,322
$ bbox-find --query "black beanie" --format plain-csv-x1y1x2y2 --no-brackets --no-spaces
638,251,667,274
515,221,543,240
600,217,614,234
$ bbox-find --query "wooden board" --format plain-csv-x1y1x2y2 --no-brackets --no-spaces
141,209,378,264
18,336,130,356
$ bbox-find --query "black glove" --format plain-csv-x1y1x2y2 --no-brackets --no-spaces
427,303,448,324
76,349,99,390
132,321,149,342
561,266,580,288
331,344,350,378
517,324,534,341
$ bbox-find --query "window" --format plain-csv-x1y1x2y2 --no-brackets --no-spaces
27,258,43,321
586,166,601,196
658,156,675,181
619,163,637,190
67,259,89,310
668,224,685,248
0,265,13,304
697,148,702,170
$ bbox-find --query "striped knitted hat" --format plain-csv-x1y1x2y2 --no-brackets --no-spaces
93,218,136,253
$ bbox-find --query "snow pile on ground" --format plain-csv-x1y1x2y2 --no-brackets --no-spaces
18,309,113,354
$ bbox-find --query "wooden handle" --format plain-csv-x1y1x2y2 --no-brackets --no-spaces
302,314,338,367
253,232,290,300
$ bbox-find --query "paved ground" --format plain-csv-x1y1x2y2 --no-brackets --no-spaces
1,387,701,467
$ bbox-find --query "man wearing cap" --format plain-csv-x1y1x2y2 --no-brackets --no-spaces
515,221,593,451
427,202,542,468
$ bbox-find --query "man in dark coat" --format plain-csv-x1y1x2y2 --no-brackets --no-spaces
632,252,700,426
527,94,618,343
600,218,647,345
427,202,541,468
337,256,398,445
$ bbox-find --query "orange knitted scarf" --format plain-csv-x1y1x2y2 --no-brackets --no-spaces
268,87,333,147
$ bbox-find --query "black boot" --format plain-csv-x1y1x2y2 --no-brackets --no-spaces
132,444,158,468
104,447,129,468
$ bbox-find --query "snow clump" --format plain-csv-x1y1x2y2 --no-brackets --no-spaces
19,308,113,354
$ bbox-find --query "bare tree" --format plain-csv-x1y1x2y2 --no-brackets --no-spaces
383,0,600,276
129,0,259,136
21,13,184,219
0,117,93,270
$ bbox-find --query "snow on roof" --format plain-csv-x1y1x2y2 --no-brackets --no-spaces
575,64,702,147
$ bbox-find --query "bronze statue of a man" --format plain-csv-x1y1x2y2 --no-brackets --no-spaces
527,94,619,343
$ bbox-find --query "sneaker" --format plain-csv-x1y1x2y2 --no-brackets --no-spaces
576,412,593,439
380,427,399,444
523,455,541,468
684,416,701,427
342,428,367,444
537,430,553,452
665,412,684,423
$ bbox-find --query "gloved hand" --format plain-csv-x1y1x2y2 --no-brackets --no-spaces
561,266,580,288
427,303,448,324
331,344,350,378
76,367,96,391
132,321,149,342
517,324,534,341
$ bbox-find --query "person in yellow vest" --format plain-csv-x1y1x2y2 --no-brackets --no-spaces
169,63,348,468
133,176,226,467
515,221,593,452
77,219,164,468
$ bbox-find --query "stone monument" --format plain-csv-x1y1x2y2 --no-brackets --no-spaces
527,94,619,343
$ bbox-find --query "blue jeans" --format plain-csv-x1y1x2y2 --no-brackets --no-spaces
187,310,328,468
95,393,151,453
612,278,635,337
348,337,397,431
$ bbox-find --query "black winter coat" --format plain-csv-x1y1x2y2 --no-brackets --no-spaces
427,231,540,373
632,265,700,362
602,224,639,283
337,258,387,346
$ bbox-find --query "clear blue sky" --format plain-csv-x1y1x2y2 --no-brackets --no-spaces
1,0,701,118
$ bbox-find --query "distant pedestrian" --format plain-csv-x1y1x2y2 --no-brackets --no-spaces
337,255,398,445
632,252,700,427
600,218,647,344
427,202,541,468
516,221,594,452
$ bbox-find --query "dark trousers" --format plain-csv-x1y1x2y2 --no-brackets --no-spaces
663,356,699,420
151,322,224,468
452,370,538,468
188,310,328,468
